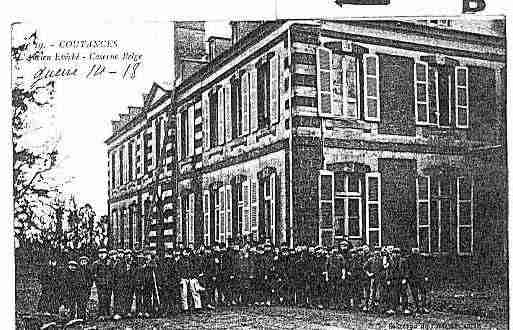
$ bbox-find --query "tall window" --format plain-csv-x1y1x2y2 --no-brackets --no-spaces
332,54,358,118
231,77,241,139
334,173,362,239
415,62,469,128
118,147,124,185
261,174,275,244
257,61,270,128
180,110,188,159
111,152,116,189
209,91,218,147
128,142,133,182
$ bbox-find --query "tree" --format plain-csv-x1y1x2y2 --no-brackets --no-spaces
12,26,61,242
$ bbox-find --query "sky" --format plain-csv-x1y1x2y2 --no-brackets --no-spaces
14,20,231,216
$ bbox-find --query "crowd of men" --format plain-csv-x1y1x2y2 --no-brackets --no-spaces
38,238,431,322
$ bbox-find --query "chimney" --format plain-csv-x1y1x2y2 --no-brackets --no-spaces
230,21,264,45
208,36,232,62
174,21,208,83
111,120,122,133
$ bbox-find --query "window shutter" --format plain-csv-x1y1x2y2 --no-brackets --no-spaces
176,196,182,243
203,190,210,246
317,47,333,115
250,68,259,133
219,186,225,243
365,172,381,248
455,66,469,128
188,193,195,244
363,54,380,121
241,71,250,135
226,184,232,239
428,67,439,125
416,176,431,253
415,61,429,124
319,170,334,246
270,55,280,125
250,179,259,239
270,173,276,245
203,93,210,150
188,105,195,157
225,84,232,142
217,88,225,145
176,113,182,160
457,176,473,255
242,180,250,234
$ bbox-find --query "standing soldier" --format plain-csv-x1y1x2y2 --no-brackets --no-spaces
38,253,62,315
77,256,93,320
276,244,291,306
384,246,402,315
133,252,150,318
91,248,113,320
363,246,385,312
350,247,366,310
202,245,217,309
112,250,130,320
407,247,430,314
260,242,274,306
62,260,81,319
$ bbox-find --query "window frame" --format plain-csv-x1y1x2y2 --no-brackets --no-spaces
334,173,363,240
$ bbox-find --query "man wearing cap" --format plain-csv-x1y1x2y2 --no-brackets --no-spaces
91,248,113,320
112,250,130,320
406,247,430,314
363,246,384,312
38,253,62,315
328,246,346,309
63,260,82,319
77,256,93,320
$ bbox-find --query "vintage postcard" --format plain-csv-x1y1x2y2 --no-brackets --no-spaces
9,1,508,329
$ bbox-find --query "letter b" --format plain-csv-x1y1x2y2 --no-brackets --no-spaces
463,0,486,13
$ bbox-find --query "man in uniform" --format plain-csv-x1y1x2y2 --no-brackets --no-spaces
62,260,81,319
38,252,62,315
91,248,113,320
328,246,346,309
407,247,430,314
77,256,93,320
112,250,130,320
363,246,385,312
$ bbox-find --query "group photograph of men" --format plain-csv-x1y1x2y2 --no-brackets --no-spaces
37,236,432,324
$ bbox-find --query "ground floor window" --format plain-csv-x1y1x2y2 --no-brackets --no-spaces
319,170,380,248
260,173,276,244
416,175,473,255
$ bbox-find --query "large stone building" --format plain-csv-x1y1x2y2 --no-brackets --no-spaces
108,19,507,272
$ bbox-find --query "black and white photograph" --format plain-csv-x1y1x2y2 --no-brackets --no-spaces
8,1,510,329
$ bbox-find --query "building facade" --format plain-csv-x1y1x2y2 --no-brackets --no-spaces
173,19,506,268
107,19,507,270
